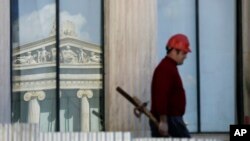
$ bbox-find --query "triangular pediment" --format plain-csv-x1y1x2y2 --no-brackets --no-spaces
13,36,102,70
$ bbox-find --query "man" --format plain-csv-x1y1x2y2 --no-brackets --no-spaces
150,34,191,138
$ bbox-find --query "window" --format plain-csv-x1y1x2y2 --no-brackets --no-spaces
157,0,198,132
157,0,236,132
199,0,236,132
11,0,104,132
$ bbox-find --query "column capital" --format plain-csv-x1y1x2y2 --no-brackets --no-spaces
24,91,46,101
77,89,93,99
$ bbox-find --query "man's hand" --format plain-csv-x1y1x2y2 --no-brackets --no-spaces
158,121,169,136
158,115,169,136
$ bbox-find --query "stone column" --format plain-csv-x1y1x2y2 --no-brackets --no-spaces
77,89,93,132
24,91,46,124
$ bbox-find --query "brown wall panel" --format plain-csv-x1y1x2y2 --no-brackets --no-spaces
243,0,250,122
104,0,157,136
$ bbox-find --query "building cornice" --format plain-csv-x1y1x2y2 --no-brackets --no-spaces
13,80,102,92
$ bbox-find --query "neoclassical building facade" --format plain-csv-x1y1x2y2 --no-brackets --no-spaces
12,21,103,132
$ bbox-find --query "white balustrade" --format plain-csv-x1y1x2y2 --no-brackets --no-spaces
0,123,225,141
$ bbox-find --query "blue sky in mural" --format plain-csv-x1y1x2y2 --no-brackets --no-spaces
13,0,101,46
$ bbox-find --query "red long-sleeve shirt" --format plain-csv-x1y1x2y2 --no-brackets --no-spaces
150,56,186,119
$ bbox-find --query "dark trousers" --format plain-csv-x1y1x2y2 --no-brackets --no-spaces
149,116,191,138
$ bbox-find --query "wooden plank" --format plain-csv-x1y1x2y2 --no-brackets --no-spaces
116,87,158,127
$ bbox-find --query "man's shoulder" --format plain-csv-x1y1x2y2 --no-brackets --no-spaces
155,61,175,75
158,58,175,69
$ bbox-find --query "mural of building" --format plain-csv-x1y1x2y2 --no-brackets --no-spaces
12,21,103,132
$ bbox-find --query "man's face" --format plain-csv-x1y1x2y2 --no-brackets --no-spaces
175,50,187,65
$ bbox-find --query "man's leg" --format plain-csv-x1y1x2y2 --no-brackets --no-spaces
168,116,191,138
149,120,162,137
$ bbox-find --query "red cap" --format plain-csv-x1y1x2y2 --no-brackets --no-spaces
167,34,191,53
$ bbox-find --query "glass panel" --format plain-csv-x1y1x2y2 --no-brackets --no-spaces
59,0,103,131
199,0,236,132
157,0,197,132
11,0,57,131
